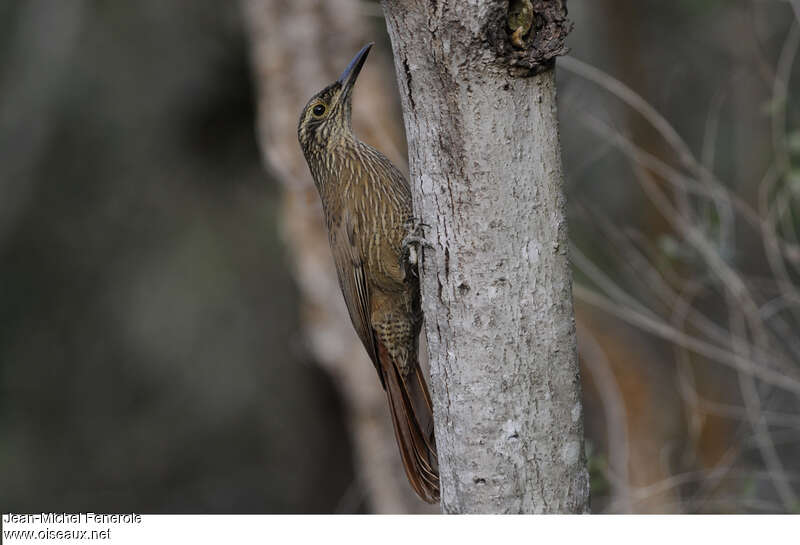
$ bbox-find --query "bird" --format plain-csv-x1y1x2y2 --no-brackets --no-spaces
297,43,439,504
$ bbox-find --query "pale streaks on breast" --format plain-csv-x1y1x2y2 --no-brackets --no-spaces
314,140,412,291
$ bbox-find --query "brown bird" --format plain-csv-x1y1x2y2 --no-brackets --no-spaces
297,43,439,503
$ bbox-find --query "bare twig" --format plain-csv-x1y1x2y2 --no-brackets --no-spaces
576,325,632,513
726,292,798,510
573,284,800,395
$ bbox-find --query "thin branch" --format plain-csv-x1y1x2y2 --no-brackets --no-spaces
573,284,800,395
727,293,798,510
576,325,632,513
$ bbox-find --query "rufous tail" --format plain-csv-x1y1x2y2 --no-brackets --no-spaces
378,342,439,504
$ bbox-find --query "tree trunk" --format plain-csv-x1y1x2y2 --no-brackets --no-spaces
381,0,590,513
241,0,434,513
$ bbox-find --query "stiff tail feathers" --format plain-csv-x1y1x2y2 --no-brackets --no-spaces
378,342,440,504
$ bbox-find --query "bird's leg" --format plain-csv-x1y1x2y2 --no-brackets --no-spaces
402,218,433,277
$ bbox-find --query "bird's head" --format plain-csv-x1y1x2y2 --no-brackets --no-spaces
298,43,373,156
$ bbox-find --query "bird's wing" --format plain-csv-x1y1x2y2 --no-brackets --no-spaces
331,211,439,502
329,210,382,380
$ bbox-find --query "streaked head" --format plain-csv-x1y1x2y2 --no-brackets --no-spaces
297,43,373,155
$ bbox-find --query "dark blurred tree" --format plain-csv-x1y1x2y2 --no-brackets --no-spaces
0,0,355,513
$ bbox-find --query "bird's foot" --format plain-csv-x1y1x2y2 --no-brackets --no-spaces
402,218,433,274
402,218,433,248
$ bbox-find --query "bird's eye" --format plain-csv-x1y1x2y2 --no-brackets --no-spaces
312,104,326,116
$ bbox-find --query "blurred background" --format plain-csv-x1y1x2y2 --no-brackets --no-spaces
1,0,798,513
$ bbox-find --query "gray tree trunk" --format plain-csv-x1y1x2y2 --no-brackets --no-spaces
381,0,590,513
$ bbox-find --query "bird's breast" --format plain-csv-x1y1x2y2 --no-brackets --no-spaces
320,144,413,292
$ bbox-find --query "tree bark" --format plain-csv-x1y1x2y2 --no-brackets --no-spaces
381,0,590,513
241,0,434,513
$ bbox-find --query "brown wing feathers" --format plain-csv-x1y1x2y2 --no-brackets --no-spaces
332,215,439,501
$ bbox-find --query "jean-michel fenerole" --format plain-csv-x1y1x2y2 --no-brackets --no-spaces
3,513,142,524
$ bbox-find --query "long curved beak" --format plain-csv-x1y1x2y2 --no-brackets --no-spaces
337,43,373,103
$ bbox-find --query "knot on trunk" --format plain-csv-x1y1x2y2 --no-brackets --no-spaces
492,0,572,77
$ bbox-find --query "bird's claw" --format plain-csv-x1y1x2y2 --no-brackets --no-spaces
403,218,433,249
402,235,434,251
401,218,433,275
